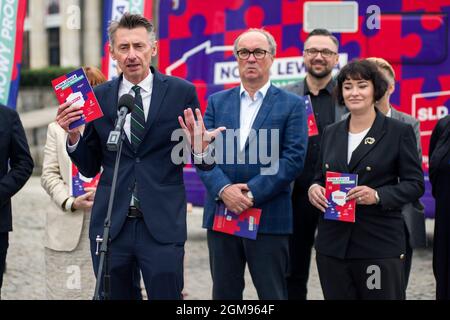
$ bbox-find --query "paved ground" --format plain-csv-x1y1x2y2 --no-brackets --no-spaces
2,177,436,300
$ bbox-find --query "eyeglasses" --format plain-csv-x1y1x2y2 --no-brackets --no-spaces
304,48,337,58
236,48,270,60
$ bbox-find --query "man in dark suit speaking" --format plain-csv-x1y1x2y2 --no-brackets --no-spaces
0,104,34,299
56,13,218,300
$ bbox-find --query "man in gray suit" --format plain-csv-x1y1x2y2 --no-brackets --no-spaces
366,57,427,288
283,29,347,300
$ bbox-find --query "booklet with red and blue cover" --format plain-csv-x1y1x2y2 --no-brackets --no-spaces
213,202,262,240
324,171,358,223
70,163,101,197
51,68,103,130
305,95,319,137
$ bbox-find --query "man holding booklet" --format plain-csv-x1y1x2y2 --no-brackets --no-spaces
196,28,308,300
55,13,219,300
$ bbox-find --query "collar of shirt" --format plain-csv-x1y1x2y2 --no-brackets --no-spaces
386,107,392,117
304,77,334,96
239,80,271,101
121,71,154,95
118,71,154,143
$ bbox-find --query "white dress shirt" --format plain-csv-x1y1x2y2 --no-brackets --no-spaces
217,81,271,197
120,73,153,142
347,127,370,164
239,80,271,150
386,107,392,118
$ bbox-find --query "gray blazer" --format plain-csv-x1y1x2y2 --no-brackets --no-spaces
283,79,348,123
390,107,427,248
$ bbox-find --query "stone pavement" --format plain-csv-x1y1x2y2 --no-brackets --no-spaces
2,177,436,300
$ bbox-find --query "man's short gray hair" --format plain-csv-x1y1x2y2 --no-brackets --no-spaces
108,13,156,50
233,28,277,57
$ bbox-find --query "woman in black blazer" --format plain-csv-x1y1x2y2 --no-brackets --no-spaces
429,115,450,300
308,60,424,300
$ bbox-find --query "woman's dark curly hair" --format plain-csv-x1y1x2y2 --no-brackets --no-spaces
335,59,388,106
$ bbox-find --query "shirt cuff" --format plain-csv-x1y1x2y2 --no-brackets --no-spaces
63,197,75,212
308,183,321,192
218,184,231,199
67,136,80,153
191,146,209,160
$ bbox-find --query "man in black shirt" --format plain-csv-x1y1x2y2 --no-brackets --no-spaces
284,29,347,300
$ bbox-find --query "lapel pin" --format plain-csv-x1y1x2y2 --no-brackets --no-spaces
364,137,375,145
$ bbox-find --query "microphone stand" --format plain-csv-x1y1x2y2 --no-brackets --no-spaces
93,128,126,300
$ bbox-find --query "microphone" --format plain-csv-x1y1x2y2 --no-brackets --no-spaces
107,94,135,151
114,94,134,131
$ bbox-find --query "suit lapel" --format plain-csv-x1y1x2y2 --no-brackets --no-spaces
107,75,122,124
334,118,351,172
348,109,387,172
105,76,134,151
244,85,277,149
229,87,241,130
142,67,168,141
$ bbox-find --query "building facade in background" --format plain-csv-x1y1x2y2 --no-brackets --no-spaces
22,0,102,69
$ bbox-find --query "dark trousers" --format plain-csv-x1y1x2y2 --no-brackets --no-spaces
0,232,8,299
287,189,319,300
90,217,184,300
316,253,406,300
404,226,413,290
207,230,289,300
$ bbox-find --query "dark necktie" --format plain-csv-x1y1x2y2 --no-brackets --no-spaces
131,85,146,150
130,85,146,208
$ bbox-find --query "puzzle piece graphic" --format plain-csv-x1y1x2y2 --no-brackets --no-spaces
159,0,241,39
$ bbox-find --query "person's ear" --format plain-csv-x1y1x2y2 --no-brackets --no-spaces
151,41,158,57
388,82,395,95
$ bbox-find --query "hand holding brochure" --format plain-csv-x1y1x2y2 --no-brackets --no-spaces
213,202,262,240
324,171,358,223
71,163,101,197
305,95,319,137
52,68,103,130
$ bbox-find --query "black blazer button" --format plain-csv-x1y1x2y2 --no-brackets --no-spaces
366,166,371,171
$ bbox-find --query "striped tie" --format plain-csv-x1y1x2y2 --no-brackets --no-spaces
130,85,145,209
131,85,146,150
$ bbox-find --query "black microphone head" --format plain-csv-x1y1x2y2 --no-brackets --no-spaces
118,94,134,114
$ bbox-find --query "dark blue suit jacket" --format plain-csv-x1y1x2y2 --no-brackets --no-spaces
0,105,34,232
197,85,308,234
69,67,205,243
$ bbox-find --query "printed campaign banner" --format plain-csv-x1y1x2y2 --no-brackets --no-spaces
324,171,358,223
213,202,261,240
101,0,153,80
0,0,26,108
158,0,347,112
51,68,103,129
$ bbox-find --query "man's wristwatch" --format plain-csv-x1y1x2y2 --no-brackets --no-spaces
374,191,380,204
